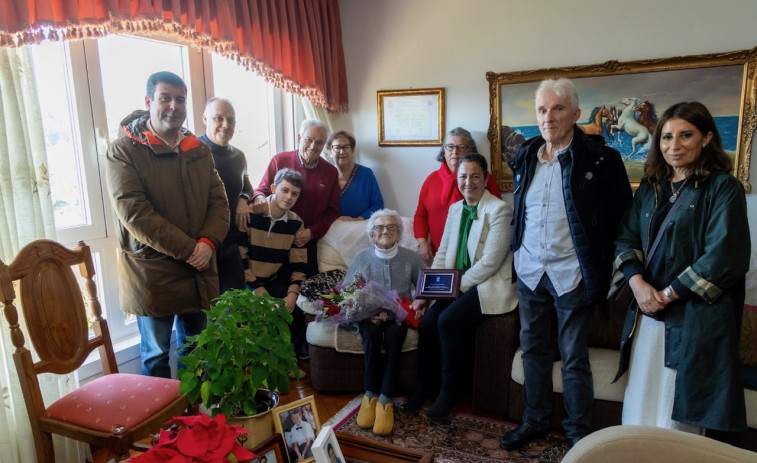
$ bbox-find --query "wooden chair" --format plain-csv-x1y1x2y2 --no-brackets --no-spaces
0,239,192,462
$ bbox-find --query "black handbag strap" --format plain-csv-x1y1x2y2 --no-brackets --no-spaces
644,185,694,268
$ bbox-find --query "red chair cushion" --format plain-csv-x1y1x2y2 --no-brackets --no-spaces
45,373,181,432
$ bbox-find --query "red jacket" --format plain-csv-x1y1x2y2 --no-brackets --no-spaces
413,162,501,253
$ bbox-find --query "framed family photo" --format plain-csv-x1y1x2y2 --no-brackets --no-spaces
250,434,288,463
273,396,321,463
487,47,757,191
377,88,445,146
311,425,346,463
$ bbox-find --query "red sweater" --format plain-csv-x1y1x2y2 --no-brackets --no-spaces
413,162,502,253
253,150,340,240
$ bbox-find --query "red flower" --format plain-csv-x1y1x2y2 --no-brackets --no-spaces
324,301,341,317
126,414,256,463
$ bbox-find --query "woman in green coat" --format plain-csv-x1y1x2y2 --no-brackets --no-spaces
614,102,749,436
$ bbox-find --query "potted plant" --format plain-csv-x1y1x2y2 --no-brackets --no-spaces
179,289,300,448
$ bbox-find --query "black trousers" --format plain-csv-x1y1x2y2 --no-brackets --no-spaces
217,239,245,294
255,277,307,355
416,286,486,395
359,319,408,398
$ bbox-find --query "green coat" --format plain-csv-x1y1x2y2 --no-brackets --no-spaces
106,111,230,317
614,171,749,432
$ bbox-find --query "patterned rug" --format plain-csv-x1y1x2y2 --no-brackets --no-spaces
327,396,570,463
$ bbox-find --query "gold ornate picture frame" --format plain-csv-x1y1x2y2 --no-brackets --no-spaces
487,48,757,192
377,88,445,146
273,395,321,463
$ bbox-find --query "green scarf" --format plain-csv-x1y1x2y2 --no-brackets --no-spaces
455,203,478,273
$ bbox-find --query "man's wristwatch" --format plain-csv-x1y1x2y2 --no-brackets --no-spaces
662,286,674,300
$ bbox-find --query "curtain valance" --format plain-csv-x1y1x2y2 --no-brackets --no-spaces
0,0,349,112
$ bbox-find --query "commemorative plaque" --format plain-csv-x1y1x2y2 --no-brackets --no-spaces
415,269,461,300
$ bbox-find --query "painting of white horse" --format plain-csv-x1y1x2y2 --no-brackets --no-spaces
612,97,652,158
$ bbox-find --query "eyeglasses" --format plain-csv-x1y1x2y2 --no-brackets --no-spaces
330,144,353,152
444,144,471,152
372,224,399,232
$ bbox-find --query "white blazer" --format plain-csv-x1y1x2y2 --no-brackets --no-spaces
431,189,518,315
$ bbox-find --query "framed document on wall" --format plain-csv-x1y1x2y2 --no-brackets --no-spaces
377,88,445,146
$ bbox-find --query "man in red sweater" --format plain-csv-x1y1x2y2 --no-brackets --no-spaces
251,120,339,359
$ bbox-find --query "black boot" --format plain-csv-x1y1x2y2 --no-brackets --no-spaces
424,390,457,420
401,387,428,414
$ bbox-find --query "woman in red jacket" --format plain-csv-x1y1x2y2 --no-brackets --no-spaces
413,127,502,264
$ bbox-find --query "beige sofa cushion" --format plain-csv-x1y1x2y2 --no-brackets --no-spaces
317,216,418,272
306,321,418,354
510,347,628,402
747,388,757,429
511,347,757,428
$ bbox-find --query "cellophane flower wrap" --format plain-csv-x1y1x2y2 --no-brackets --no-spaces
126,413,256,463
314,276,408,325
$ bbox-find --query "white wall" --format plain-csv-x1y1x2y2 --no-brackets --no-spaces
335,0,757,244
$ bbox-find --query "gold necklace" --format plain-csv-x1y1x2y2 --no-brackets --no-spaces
669,179,688,203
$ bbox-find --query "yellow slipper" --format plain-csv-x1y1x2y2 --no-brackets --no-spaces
356,395,377,429
372,402,394,435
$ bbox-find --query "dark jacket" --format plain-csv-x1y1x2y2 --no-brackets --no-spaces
614,171,749,431
106,111,230,317
509,126,632,306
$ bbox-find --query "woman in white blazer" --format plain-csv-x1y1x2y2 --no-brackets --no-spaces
404,153,518,420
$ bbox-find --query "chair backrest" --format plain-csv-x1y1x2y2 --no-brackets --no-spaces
0,240,118,415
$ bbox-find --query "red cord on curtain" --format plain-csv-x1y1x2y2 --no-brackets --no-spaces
0,0,348,112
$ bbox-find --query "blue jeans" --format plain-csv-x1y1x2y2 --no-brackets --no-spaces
517,275,594,439
137,312,208,378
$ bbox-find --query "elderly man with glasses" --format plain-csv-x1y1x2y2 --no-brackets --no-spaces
413,127,502,265
251,119,340,361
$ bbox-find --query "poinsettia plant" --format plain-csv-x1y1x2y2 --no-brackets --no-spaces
126,413,256,463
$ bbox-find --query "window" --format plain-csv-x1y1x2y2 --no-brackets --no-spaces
30,35,287,342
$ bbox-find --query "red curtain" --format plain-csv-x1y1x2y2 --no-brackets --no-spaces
0,0,348,112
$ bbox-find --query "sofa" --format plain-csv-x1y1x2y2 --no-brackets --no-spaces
477,255,757,451
300,217,514,397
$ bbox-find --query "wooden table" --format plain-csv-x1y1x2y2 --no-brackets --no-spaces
336,432,433,463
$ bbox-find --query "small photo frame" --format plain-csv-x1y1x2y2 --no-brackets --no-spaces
273,396,321,463
377,88,445,146
250,433,287,463
415,268,461,300
311,425,345,463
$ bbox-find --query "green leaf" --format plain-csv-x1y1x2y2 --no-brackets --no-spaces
200,380,211,405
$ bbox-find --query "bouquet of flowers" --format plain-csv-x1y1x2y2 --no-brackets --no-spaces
126,414,256,463
313,275,408,326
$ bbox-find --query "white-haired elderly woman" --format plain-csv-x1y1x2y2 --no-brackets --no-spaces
347,209,425,436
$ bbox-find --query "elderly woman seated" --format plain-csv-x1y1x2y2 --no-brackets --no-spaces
406,153,517,419
348,209,424,435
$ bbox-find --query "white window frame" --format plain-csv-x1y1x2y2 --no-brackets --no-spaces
36,35,293,348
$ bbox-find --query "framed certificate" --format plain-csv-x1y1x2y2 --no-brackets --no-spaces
415,269,461,300
377,88,445,146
